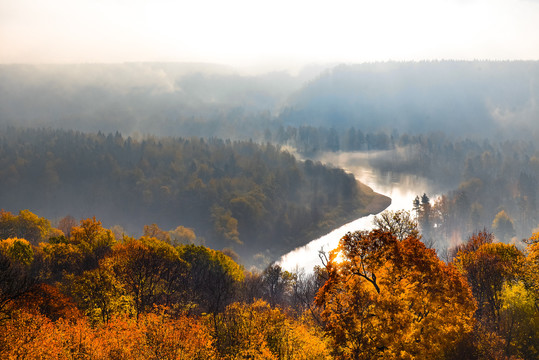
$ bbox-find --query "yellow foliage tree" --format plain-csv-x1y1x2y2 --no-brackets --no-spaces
0,209,54,245
213,299,331,360
0,237,34,265
453,238,524,328
526,231,539,311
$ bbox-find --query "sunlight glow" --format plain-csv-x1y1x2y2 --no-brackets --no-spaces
2,0,539,68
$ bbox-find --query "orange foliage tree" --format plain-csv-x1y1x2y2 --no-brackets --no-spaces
316,229,476,359
0,308,216,360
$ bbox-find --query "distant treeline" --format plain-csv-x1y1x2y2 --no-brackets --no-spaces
366,134,539,247
0,127,386,265
265,124,403,154
279,61,539,138
2,61,539,140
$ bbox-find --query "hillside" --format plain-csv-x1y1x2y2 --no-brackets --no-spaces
0,127,389,265
280,61,539,138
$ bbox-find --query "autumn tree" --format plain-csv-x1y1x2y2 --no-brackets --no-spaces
526,232,539,312
169,225,197,246
451,230,537,359
453,233,524,329
498,282,539,359
15,283,81,321
57,215,77,239
373,209,419,241
143,223,171,243
35,218,114,284
213,299,331,360
105,237,188,318
0,310,63,359
178,244,244,315
316,228,476,359
211,205,241,245
449,229,494,260
70,217,116,268
493,231,539,358
0,210,54,245
0,237,34,265
0,247,34,321
39,238,85,282
290,267,326,318
65,265,132,324
237,270,264,303
140,310,217,360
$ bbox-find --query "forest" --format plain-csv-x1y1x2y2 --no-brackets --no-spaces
2,61,539,358
0,209,537,359
4,62,539,252
0,127,388,266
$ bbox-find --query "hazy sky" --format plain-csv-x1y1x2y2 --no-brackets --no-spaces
2,0,539,71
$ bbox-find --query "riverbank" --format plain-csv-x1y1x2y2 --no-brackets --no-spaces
357,181,392,215
277,181,391,271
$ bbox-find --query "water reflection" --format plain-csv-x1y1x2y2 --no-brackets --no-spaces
279,151,438,272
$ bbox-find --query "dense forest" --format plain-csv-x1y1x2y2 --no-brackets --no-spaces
0,127,388,266
0,210,537,359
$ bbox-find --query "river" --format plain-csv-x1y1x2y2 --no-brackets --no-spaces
279,151,439,272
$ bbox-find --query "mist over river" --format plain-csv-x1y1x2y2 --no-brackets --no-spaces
279,151,443,272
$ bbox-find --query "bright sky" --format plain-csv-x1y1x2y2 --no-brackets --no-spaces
1,0,539,70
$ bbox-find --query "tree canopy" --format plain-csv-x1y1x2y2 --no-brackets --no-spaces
316,229,476,359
